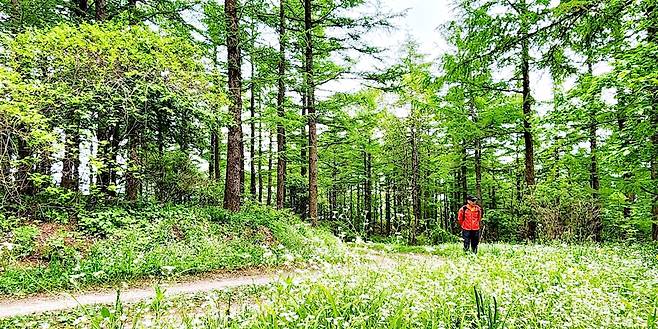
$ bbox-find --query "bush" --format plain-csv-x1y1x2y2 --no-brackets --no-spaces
0,204,344,295
38,230,81,267
0,213,21,234
427,226,460,244
484,209,522,242
78,208,136,236
11,224,40,257
143,150,206,203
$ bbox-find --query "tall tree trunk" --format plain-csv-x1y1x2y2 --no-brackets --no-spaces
267,131,274,206
76,0,89,17
223,0,243,212
651,104,658,241
649,4,658,241
125,120,140,201
96,119,119,196
10,0,21,30
61,129,80,191
586,61,602,241
515,135,521,202
1,133,11,194
385,179,391,236
240,138,245,195
258,119,263,203
301,95,307,177
94,0,106,20
305,0,318,226
331,156,338,219
520,0,535,188
209,132,216,180
276,0,287,210
349,187,354,221
364,150,372,237
460,144,468,203
410,124,420,244
469,104,482,203
108,123,119,198
617,117,635,219
16,137,33,196
249,59,257,198
97,124,112,195
214,131,221,182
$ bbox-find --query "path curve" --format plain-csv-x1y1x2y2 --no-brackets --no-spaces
0,273,285,318
0,248,433,319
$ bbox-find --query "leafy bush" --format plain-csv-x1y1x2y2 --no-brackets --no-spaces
143,150,206,203
482,209,522,242
0,213,21,234
38,230,81,267
0,204,344,295
427,226,460,244
11,225,40,257
78,208,136,237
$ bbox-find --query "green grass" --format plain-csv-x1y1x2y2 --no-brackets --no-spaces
4,242,657,328
0,204,345,296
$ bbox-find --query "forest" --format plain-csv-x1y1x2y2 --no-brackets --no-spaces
0,0,657,328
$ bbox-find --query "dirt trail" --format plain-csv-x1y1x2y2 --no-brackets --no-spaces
0,273,285,318
0,248,434,319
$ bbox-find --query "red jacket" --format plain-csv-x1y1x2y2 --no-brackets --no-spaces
458,205,482,230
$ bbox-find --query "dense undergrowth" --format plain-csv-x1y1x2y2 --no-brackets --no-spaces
0,204,344,296
3,242,657,328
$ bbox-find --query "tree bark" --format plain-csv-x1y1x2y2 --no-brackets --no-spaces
267,130,274,206
305,0,318,226
301,95,307,178
209,132,215,180
520,0,535,188
460,143,468,203
125,120,140,202
258,118,263,203
16,137,33,196
0,134,11,194
223,0,243,212
469,104,482,203
385,180,391,235
94,0,106,20
10,0,21,29
411,124,420,244
276,0,287,210
61,129,80,191
249,58,257,199
586,61,602,241
364,150,372,236
649,4,658,240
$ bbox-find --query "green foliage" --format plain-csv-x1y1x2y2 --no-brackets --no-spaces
78,208,136,237
143,150,207,204
485,209,523,242
10,224,39,257
0,213,21,233
426,226,460,244
0,205,343,295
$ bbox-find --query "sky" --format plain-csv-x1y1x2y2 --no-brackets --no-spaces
378,0,452,59
323,0,614,118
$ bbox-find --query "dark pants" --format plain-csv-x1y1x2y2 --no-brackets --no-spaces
462,229,480,254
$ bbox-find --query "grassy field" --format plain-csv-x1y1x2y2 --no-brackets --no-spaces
0,204,344,296
3,242,657,328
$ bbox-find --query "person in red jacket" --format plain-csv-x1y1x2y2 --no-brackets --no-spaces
458,195,483,254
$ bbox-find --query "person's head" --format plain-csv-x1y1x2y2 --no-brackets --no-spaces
466,195,477,206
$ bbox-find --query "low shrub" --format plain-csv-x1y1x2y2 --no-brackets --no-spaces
0,204,343,295
10,224,40,257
